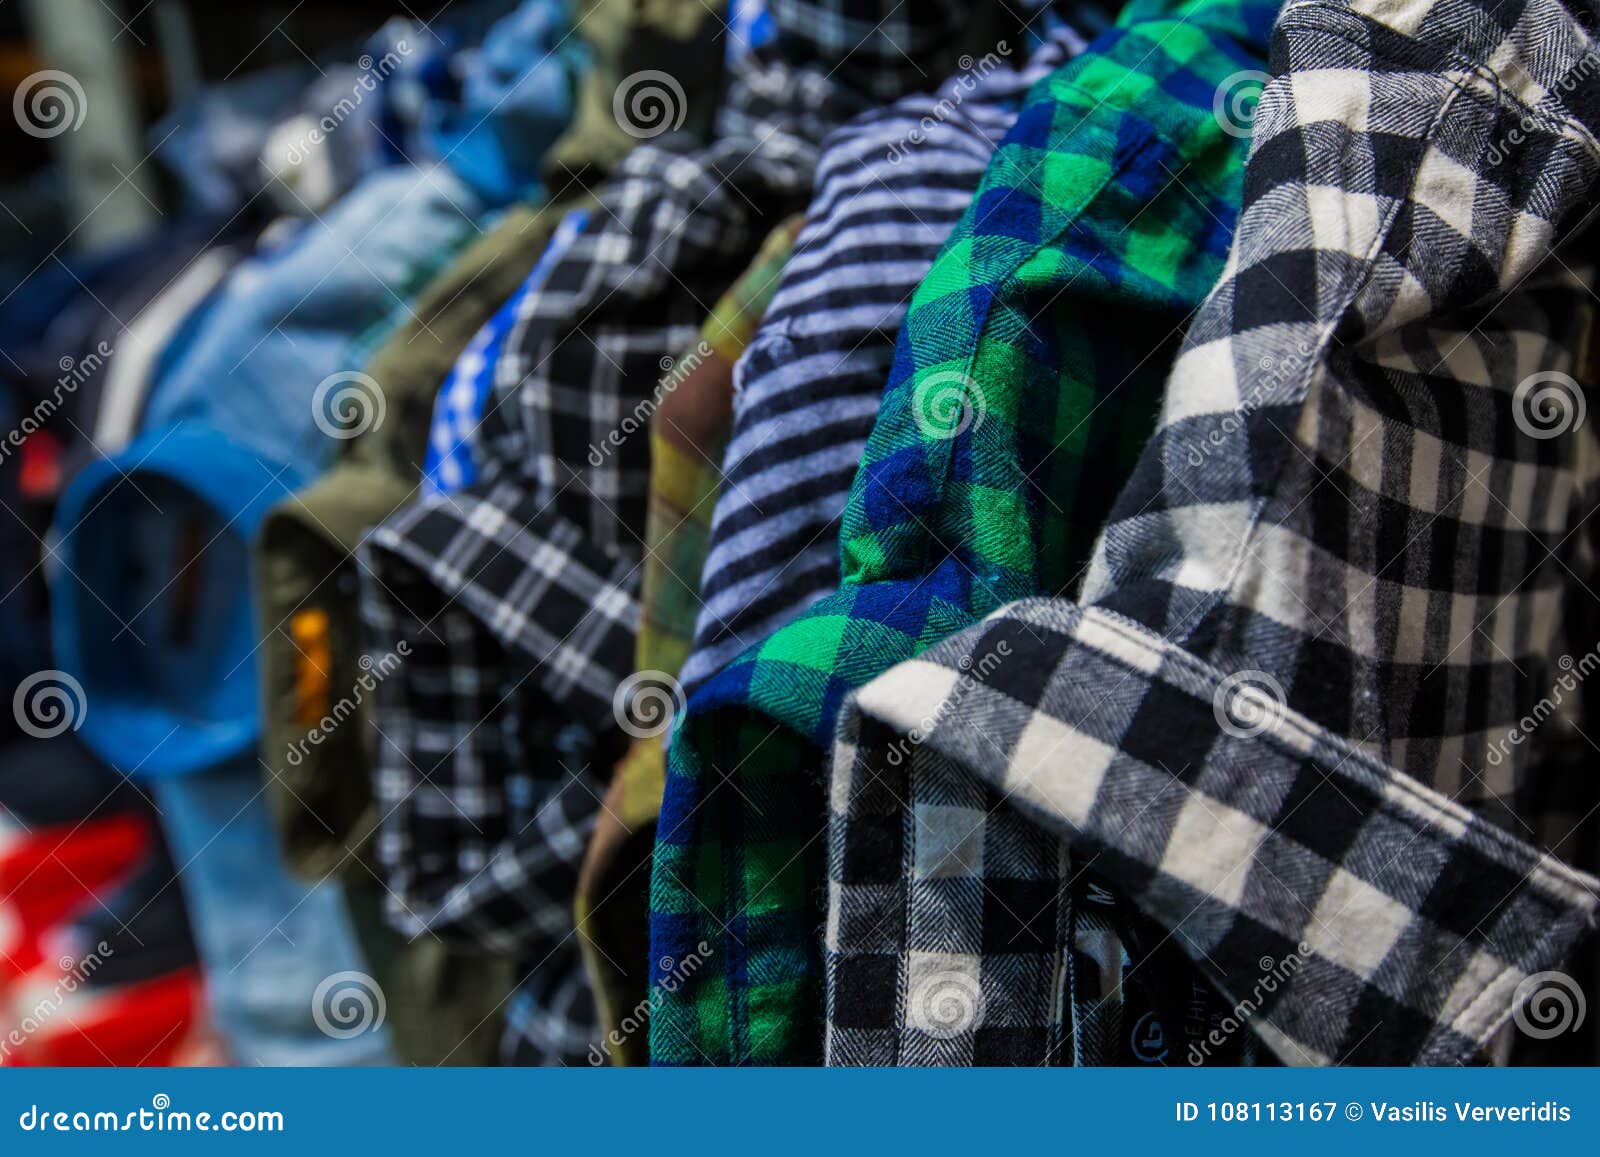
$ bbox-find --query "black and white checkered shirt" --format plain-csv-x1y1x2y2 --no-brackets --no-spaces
362,0,997,1063
829,0,1600,1067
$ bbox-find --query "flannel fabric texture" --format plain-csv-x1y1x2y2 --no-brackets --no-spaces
650,0,1280,1065
575,217,803,1063
253,0,732,891
424,208,592,496
363,0,1005,1064
834,0,1600,1066
254,205,592,1067
361,562,607,1064
263,0,732,1065
679,21,1086,694
257,201,588,882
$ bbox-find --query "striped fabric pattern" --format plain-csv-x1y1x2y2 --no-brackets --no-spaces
652,19,1155,1067
679,22,1087,695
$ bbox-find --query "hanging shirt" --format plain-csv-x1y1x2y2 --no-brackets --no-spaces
360,0,1015,1066
649,0,1281,1066
679,19,1088,696
423,206,592,495
574,214,804,1063
833,0,1600,1067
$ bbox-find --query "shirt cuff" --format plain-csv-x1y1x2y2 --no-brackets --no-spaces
848,598,1600,1065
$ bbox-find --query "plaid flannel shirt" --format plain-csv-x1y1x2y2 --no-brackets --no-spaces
679,18,1089,697
574,216,802,1063
833,0,1600,1066
650,0,1281,1066
423,208,592,495
363,0,1001,1064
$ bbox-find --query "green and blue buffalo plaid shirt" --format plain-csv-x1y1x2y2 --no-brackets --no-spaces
649,0,1282,1065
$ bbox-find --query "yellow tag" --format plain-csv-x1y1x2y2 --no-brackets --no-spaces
289,608,333,728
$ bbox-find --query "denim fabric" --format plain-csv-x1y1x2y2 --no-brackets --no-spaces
153,759,393,1066
50,164,482,778
144,164,484,485
423,0,580,204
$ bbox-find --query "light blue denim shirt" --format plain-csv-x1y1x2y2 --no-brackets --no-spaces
51,0,579,778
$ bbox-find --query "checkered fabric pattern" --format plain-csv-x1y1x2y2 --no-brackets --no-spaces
833,0,1600,1066
364,0,998,1064
650,0,1281,1066
679,19,1088,696
574,216,803,1060
758,0,977,109
361,561,606,1064
424,208,592,495
829,703,1264,1066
